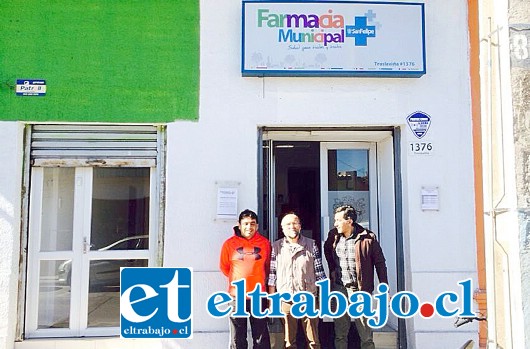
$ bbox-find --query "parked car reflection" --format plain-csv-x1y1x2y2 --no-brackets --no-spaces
57,235,148,289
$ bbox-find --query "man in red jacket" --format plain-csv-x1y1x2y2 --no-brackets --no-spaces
220,209,271,349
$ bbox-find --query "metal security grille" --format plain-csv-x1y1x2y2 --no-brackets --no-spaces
30,124,160,167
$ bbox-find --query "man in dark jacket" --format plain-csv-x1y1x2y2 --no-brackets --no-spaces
323,205,388,349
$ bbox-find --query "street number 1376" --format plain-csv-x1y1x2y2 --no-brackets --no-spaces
410,143,432,152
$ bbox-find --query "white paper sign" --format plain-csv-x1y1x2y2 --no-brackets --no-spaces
421,187,439,211
217,188,238,218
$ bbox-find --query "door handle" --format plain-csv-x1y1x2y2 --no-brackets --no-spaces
83,237,94,254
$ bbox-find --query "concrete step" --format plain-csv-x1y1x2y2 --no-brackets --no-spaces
374,327,398,349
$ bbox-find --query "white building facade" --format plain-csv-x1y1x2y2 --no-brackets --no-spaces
0,1,481,348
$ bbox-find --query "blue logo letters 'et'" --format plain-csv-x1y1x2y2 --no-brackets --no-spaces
120,267,193,339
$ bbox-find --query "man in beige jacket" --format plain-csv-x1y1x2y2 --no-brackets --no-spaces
267,213,327,349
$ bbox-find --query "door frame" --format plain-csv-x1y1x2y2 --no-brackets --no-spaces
258,127,406,343
260,127,396,242
25,166,156,338
20,124,166,339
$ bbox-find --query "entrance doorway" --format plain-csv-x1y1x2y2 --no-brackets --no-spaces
260,128,401,348
271,141,321,243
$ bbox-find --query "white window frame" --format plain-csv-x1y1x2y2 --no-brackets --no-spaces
21,124,165,339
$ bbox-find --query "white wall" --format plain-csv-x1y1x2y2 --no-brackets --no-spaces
162,0,479,347
0,122,24,349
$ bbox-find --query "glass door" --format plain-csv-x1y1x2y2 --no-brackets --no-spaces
320,142,378,237
26,168,76,336
84,167,151,334
26,166,153,338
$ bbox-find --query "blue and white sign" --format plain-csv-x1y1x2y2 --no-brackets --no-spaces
407,111,431,139
120,268,193,339
16,80,46,96
242,1,425,77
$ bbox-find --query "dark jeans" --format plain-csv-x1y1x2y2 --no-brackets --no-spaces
229,299,271,349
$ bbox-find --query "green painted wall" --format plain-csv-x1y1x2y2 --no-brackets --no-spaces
0,1,199,122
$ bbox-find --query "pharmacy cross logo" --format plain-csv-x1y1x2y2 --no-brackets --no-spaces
345,15,377,46
120,267,193,338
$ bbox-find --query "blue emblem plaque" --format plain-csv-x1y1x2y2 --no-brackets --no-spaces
406,111,431,139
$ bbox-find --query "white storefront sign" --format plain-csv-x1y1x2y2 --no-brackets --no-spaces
242,1,425,77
